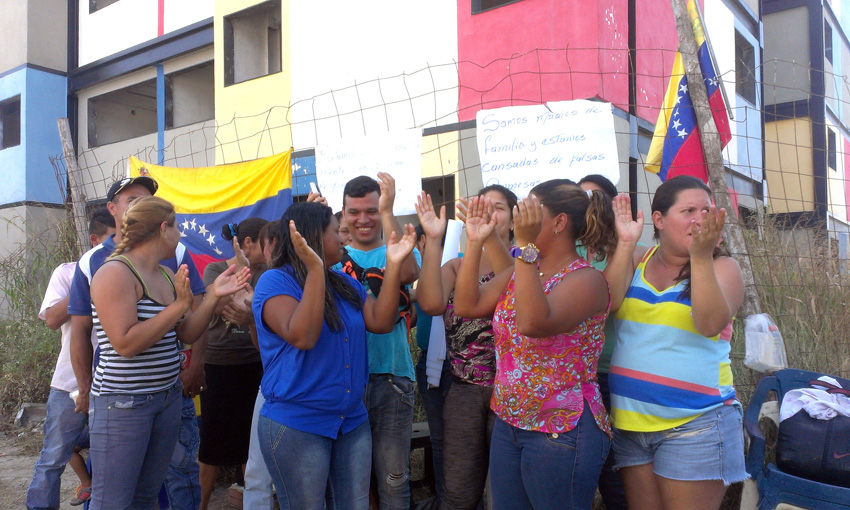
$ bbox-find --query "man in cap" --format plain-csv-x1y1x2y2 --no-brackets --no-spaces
67,176,207,509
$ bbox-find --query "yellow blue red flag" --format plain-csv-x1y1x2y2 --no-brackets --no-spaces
129,150,292,272
645,0,731,182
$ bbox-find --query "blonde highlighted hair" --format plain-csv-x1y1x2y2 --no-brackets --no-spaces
111,196,177,258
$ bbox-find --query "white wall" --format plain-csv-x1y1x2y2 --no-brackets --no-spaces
287,1,459,148
79,0,213,65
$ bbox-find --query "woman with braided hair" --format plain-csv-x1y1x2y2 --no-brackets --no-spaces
87,196,250,510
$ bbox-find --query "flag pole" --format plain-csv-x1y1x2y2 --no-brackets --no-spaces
670,0,760,317
693,0,734,120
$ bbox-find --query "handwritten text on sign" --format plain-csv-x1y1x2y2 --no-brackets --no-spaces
475,100,619,198
315,130,423,215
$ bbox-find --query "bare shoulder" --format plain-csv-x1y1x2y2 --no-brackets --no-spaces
632,245,652,266
714,255,742,276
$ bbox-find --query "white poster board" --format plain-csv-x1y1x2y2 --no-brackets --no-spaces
315,130,423,215
475,100,620,199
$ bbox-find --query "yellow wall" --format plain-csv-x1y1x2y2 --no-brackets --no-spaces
764,118,815,213
214,0,292,164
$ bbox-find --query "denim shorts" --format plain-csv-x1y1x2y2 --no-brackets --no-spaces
612,405,749,485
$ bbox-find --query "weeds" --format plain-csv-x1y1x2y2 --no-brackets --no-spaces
0,210,77,421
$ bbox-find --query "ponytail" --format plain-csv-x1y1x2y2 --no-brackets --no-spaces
578,189,617,262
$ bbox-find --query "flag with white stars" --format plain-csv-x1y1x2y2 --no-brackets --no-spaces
128,150,293,274
645,0,731,182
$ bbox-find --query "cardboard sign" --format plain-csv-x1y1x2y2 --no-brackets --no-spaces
476,100,620,198
316,130,423,215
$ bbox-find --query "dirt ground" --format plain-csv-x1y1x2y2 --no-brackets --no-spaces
0,429,233,509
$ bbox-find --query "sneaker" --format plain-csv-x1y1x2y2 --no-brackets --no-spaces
70,484,92,506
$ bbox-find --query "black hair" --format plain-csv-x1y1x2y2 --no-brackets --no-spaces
221,217,269,247
578,174,618,200
478,184,518,241
258,220,281,252
334,210,343,221
270,202,362,330
530,179,616,261
88,207,115,238
414,223,447,248
651,175,725,300
342,176,380,206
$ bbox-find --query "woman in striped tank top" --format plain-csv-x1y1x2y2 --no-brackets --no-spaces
88,196,250,510
605,176,748,510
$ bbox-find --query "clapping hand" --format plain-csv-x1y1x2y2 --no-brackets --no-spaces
512,195,543,247
174,265,194,311
212,264,251,298
414,192,447,240
612,193,644,245
377,172,396,215
689,205,726,260
289,220,324,272
386,224,417,266
465,196,497,244
232,237,250,268
222,285,254,326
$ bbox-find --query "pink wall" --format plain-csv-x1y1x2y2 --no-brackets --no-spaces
457,0,629,121
457,0,703,125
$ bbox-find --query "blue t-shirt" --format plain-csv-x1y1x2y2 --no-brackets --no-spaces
253,266,369,439
337,245,421,380
67,235,206,351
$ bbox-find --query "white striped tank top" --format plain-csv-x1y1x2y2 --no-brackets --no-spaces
90,258,180,395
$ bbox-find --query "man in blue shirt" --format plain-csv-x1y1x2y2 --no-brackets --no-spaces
341,173,420,510
68,176,207,510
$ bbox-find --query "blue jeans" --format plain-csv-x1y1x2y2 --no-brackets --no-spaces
162,396,201,510
489,402,610,510
244,390,275,510
415,351,451,498
258,416,371,510
26,388,88,510
88,382,183,510
364,374,414,510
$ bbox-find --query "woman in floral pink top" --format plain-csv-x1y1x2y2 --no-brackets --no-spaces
453,179,617,510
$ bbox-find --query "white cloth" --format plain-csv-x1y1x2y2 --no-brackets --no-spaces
39,263,98,392
780,376,850,422
425,220,463,388
243,390,275,510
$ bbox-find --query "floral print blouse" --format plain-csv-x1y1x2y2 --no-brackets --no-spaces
490,258,612,436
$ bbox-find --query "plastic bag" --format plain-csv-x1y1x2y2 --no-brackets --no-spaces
744,313,788,373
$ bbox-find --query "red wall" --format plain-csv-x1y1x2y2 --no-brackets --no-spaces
458,0,700,125
844,137,850,221
457,0,629,121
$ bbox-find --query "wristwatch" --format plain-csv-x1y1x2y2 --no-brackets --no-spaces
510,243,540,264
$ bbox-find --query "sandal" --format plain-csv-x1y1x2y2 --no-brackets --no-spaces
70,484,92,506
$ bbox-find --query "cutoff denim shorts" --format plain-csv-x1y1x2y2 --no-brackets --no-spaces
612,404,749,485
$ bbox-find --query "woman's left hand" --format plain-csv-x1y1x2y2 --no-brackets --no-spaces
513,195,543,247
175,265,194,310
689,205,726,260
386,224,417,265
222,285,254,325
212,264,251,298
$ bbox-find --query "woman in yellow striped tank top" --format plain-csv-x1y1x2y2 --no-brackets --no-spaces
604,176,748,510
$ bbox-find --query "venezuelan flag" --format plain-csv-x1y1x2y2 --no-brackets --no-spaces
129,150,292,273
645,0,731,182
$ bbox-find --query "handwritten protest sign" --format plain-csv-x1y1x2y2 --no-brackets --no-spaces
316,130,423,215
475,100,619,198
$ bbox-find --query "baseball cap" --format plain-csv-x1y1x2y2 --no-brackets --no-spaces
106,176,158,202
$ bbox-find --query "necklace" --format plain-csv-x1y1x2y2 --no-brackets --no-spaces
537,257,579,278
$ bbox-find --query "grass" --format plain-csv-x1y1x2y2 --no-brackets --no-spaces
0,212,77,423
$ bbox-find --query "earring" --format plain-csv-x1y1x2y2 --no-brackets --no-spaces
554,230,560,235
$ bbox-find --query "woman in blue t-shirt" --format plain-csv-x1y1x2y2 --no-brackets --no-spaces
252,201,416,510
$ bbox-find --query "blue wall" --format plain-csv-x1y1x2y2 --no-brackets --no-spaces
0,67,67,206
